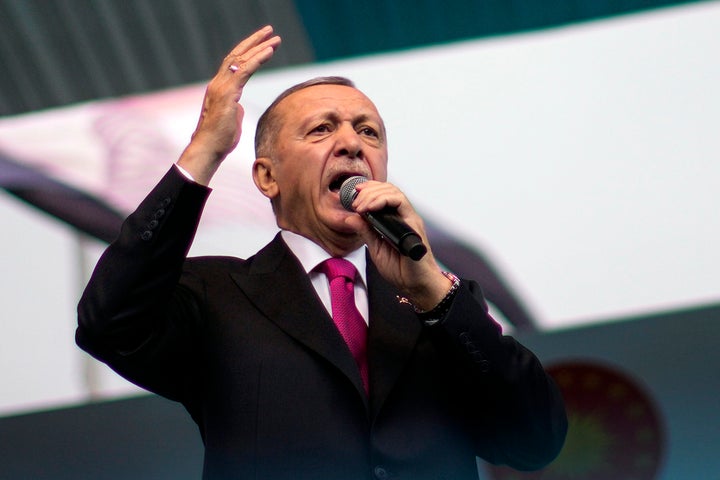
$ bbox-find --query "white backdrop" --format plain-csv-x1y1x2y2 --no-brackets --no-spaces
0,1,718,416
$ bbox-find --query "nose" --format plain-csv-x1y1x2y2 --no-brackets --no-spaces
334,123,363,159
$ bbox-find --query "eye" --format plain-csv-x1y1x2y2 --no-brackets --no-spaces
358,126,378,137
310,123,332,134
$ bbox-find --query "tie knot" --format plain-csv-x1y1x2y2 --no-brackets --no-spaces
319,257,357,282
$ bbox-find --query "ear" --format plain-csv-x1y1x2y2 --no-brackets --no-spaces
252,157,279,200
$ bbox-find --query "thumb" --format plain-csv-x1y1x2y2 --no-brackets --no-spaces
344,214,391,258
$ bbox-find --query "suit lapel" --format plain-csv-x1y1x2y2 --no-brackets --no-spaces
230,234,369,403
366,258,423,419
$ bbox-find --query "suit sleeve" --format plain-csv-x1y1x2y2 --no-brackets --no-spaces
429,280,568,471
76,166,211,402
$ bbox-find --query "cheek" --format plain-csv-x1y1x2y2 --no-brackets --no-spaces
371,158,389,182
287,175,319,204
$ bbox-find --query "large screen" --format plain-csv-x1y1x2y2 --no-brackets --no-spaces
0,1,718,415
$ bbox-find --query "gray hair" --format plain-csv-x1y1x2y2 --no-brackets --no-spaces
254,76,356,158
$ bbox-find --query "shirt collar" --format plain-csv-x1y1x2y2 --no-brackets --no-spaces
280,230,367,287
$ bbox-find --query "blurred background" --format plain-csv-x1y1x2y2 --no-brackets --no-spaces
0,1,718,478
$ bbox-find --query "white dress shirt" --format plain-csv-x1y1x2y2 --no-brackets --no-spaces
281,230,369,325
173,163,370,324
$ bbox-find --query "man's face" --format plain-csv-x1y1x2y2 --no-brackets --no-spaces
255,84,388,253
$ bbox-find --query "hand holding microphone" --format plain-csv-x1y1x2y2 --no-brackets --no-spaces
340,176,427,261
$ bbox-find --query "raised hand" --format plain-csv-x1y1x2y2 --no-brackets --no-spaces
177,26,281,185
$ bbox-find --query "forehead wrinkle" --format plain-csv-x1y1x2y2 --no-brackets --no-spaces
278,87,387,140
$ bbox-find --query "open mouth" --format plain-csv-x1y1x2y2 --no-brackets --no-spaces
329,174,354,193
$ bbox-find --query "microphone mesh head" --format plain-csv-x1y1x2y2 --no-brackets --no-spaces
339,176,368,211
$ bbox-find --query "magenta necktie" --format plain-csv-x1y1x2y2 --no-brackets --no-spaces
318,258,369,394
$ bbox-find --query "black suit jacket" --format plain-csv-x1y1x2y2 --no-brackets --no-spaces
77,167,566,480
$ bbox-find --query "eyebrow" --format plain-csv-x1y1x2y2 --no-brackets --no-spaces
302,111,385,134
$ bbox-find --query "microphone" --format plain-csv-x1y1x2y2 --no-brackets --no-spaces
340,176,427,261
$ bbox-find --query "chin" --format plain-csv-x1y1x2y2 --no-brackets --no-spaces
323,215,358,239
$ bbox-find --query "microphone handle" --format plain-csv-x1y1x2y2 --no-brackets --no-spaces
365,208,427,261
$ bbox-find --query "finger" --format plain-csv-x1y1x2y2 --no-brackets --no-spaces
223,27,281,82
225,38,281,89
352,182,405,214
226,25,275,59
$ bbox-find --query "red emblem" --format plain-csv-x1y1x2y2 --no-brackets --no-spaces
487,361,665,480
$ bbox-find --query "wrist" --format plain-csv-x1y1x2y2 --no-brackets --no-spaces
177,142,225,186
403,270,453,311
398,271,461,325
